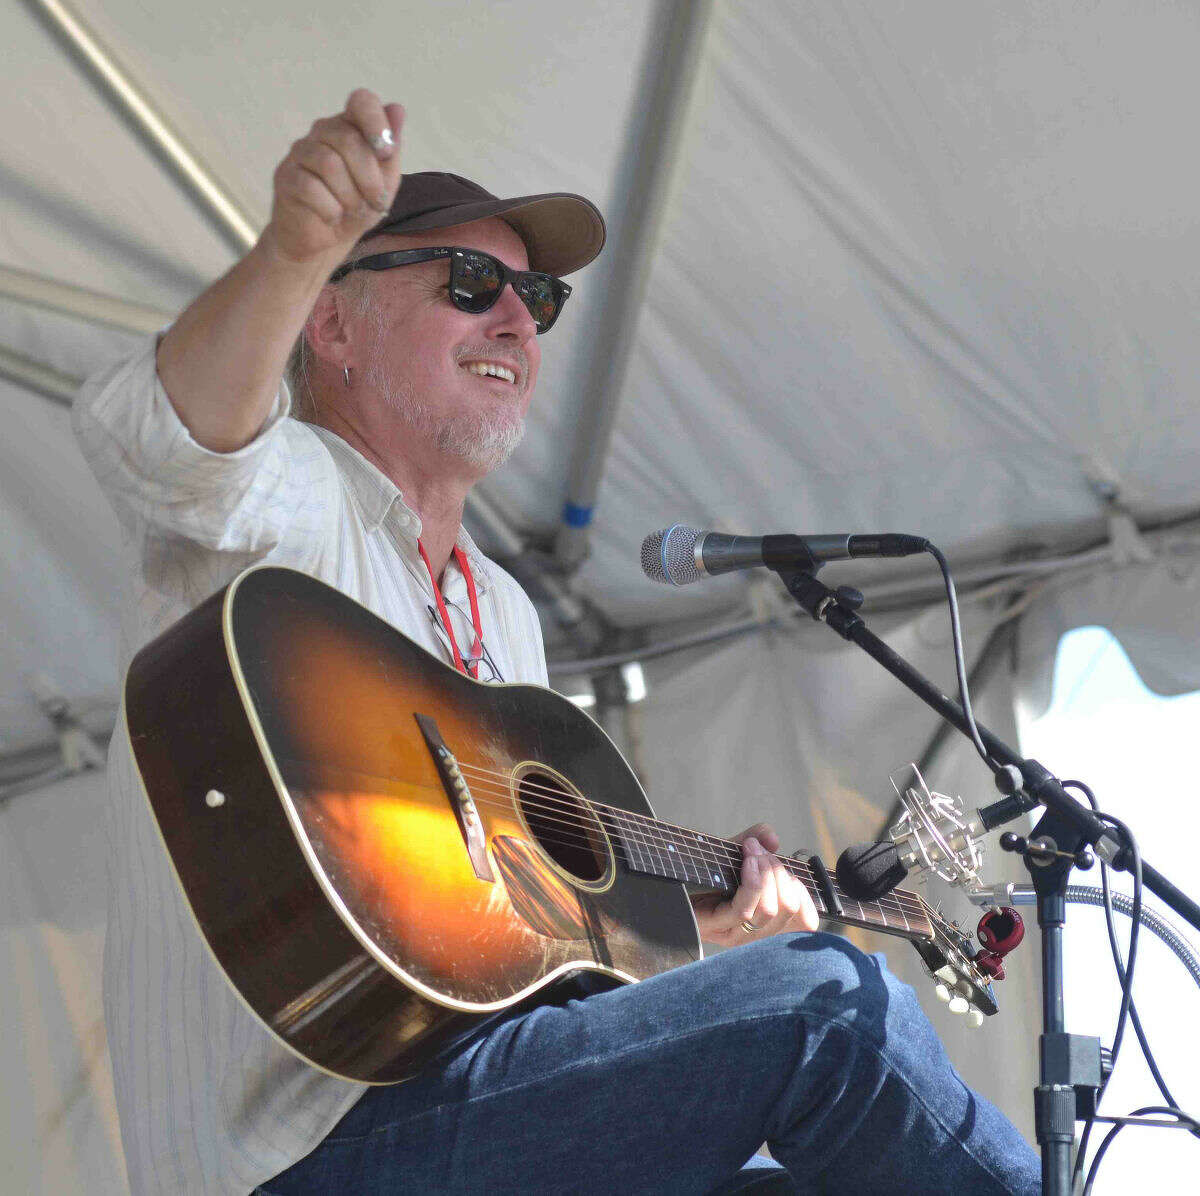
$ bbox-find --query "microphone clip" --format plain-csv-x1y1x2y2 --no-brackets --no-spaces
810,584,864,623
775,566,866,640
888,764,987,892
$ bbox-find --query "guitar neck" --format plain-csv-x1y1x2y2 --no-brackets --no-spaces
603,807,933,942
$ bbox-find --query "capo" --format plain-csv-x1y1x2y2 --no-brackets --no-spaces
807,854,843,918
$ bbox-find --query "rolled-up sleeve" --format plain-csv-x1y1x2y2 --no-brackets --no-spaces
73,335,334,554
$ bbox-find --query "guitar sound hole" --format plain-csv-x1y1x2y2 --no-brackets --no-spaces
516,770,608,886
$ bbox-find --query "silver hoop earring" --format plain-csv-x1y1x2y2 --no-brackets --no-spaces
343,365,352,388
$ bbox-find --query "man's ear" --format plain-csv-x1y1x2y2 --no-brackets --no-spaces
305,285,353,370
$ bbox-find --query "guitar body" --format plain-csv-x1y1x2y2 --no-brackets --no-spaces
125,566,700,1084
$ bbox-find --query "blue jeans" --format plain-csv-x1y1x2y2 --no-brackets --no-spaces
256,933,1039,1194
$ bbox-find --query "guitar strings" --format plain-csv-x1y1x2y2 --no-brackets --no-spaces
427,775,919,930
287,753,928,925
453,758,882,885
437,765,927,925
421,767,927,927
352,769,928,929
437,777,973,982
447,759,928,921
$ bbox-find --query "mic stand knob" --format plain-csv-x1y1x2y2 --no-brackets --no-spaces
1001,832,1089,870
833,585,864,611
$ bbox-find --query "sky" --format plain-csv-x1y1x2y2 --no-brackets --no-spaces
1017,626,1200,1192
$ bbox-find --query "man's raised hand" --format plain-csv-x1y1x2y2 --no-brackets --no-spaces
155,90,403,452
264,89,405,266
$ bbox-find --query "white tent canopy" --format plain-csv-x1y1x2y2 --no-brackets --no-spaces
5,2,1200,1190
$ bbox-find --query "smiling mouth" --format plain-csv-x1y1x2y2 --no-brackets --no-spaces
460,361,518,385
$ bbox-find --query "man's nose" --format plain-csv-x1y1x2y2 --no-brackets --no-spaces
484,282,538,341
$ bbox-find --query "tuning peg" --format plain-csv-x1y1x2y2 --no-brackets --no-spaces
966,1009,984,1029
948,995,970,1015
934,983,952,1002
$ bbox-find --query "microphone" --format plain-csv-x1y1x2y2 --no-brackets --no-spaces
836,768,991,902
836,841,910,903
641,525,929,586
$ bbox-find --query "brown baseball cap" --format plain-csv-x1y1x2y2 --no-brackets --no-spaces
359,171,606,277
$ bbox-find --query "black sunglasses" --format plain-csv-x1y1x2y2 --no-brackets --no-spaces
329,247,572,334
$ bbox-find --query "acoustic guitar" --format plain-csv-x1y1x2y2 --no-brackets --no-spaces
125,565,997,1084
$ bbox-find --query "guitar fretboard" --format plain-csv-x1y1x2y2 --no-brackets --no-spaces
603,807,932,941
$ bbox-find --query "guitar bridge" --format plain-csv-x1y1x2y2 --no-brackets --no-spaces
414,713,495,883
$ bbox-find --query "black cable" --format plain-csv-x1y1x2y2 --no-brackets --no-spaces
1082,1106,1200,1195
1092,813,1200,1120
1066,783,1171,1186
924,544,1000,776
1078,812,1141,1187
1066,779,1104,1186
1068,807,1199,1192
1100,813,1142,1085
1063,786,1173,1103
1097,853,1177,1108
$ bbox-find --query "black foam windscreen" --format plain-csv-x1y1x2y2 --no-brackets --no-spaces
835,841,909,902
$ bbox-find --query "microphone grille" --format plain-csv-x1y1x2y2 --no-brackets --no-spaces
640,525,703,585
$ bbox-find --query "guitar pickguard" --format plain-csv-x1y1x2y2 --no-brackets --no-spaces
491,835,616,942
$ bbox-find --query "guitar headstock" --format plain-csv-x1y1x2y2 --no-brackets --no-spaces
905,892,998,1025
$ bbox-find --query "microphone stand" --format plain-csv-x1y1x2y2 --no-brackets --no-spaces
770,559,1200,1196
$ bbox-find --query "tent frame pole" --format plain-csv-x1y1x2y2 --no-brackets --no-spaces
22,0,259,255
553,0,716,569
0,265,172,335
0,343,78,407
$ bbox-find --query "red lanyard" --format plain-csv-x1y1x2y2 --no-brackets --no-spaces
417,539,483,679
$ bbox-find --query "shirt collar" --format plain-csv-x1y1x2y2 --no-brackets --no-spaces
310,425,401,531
309,425,494,598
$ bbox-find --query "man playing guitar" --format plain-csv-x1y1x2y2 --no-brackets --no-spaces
76,89,1039,1194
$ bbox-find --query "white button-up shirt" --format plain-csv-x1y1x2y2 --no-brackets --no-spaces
73,338,549,1195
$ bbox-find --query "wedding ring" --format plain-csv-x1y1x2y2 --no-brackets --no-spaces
370,129,394,152
740,919,759,934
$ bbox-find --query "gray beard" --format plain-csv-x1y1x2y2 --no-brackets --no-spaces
367,366,526,473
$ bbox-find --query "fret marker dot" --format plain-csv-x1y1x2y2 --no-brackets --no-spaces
711,874,720,884
667,844,675,852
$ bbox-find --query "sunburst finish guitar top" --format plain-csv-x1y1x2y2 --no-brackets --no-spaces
125,566,996,1084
